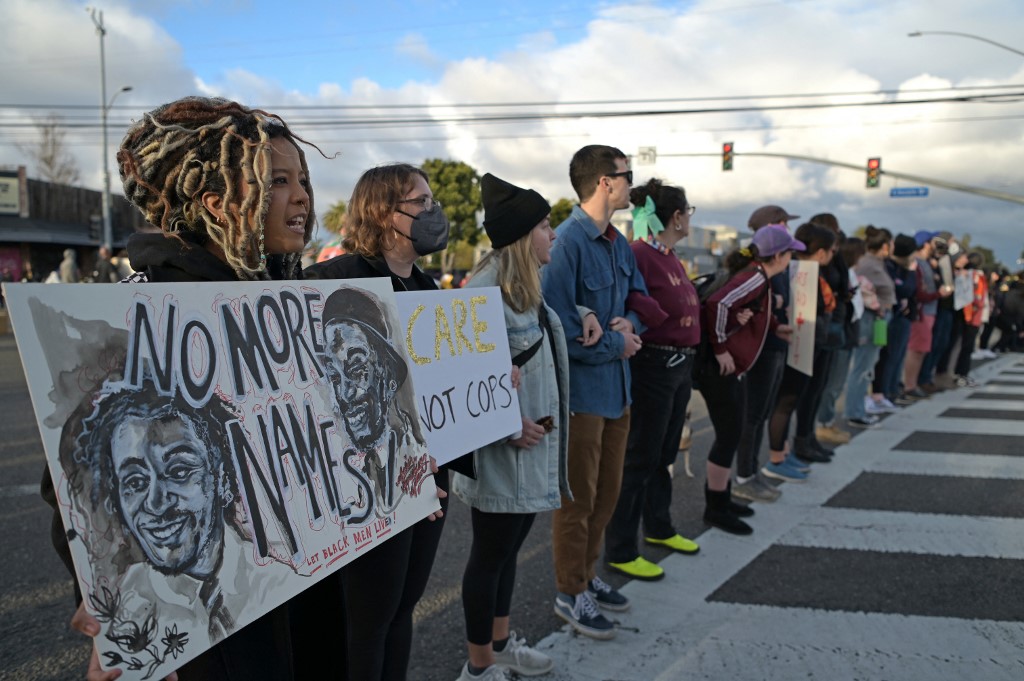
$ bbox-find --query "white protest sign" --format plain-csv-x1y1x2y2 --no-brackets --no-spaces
953,271,973,311
3,279,440,681
395,286,521,465
787,259,819,376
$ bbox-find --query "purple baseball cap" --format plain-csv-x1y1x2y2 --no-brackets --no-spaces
752,223,806,256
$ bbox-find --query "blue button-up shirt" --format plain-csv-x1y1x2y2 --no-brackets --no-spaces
541,205,648,418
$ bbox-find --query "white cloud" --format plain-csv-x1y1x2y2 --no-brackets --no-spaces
3,0,1023,262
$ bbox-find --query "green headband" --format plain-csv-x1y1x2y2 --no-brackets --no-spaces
631,196,664,241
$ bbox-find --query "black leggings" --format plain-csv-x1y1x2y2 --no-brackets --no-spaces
768,365,811,451
462,510,536,645
696,358,742,468
795,350,833,439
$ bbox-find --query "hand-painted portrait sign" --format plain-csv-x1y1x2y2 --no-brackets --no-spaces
787,259,819,376
4,278,441,680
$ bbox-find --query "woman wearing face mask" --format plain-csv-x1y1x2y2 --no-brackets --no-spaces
51,96,318,681
304,163,457,681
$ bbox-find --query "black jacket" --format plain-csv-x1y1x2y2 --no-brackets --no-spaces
45,231,299,681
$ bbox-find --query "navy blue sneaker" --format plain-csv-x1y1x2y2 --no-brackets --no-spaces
553,592,615,640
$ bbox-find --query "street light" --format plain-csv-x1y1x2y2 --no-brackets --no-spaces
87,7,131,249
908,31,1024,59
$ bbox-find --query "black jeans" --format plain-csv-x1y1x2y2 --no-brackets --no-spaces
695,356,742,469
735,349,786,477
291,470,449,681
462,510,535,645
605,347,693,563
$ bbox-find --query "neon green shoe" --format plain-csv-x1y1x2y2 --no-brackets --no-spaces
645,534,700,555
606,556,665,581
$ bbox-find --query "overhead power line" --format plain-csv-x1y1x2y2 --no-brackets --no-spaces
0,90,1022,133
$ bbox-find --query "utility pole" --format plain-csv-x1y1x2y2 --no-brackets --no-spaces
89,7,112,249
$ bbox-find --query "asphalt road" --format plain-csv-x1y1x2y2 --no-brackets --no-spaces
0,332,714,681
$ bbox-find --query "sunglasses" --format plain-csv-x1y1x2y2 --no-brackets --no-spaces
606,170,633,184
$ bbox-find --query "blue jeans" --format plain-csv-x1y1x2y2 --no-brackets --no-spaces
878,314,911,398
818,347,851,426
844,312,885,420
919,306,953,385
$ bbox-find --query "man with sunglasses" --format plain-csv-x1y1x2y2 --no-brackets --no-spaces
541,145,648,641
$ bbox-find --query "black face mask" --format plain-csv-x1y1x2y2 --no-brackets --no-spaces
395,204,450,256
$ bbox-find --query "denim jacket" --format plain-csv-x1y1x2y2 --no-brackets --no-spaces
541,205,647,418
452,260,572,513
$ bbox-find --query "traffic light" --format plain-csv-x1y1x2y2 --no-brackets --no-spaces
866,157,881,188
722,142,734,172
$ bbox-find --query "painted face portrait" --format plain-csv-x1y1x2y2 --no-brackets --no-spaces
110,415,228,576
324,321,393,449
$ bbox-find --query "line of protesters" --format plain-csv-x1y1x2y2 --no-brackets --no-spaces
48,98,1010,681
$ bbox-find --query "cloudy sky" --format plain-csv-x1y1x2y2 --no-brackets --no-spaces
3,0,1023,263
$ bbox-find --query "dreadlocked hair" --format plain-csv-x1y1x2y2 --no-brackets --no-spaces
117,96,319,280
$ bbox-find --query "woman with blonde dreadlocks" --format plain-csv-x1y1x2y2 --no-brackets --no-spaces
50,96,318,681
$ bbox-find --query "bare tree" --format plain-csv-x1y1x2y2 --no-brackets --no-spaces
18,114,81,186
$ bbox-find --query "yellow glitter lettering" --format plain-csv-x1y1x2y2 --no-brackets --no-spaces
470,295,496,353
405,305,431,366
434,305,457,360
452,298,473,354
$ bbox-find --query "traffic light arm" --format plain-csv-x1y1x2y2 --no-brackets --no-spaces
653,151,1024,205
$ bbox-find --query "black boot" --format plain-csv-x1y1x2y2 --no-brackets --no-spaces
726,481,755,517
704,484,753,535
793,436,830,463
809,435,835,458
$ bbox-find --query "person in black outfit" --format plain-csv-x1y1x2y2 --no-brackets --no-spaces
301,163,459,681
47,96,319,681
91,245,120,283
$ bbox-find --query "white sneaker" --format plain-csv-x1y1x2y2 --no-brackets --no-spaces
456,661,511,681
864,397,886,415
876,397,900,412
493,631,554,676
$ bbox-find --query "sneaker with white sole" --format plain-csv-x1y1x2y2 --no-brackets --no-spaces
586,576,630,612
553,591,615,640
876,397,900,412
455,661,511,681
816,424,851,445
848,414,880,428
864,396,886,415
762,459,808,482
732,474,782,502
492,631,553,677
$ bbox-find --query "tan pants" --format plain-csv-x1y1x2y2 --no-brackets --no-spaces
552,409,630,595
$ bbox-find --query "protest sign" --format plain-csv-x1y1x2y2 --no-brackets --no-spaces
395,286,521,465
953,271,973,311
3,278,440,680
787,259,819,376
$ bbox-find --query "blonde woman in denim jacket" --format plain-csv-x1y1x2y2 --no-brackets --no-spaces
452,174,595,681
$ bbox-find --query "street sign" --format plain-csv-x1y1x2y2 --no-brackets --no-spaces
637,146,657,165
890,186,929,198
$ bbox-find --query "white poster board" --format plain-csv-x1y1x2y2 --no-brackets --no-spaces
787,260,819,376
3,279,442,681
395,287,521,465
953,271,973,311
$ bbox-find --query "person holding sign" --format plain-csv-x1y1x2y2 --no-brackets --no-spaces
305,163,456,681
697,225,800,535
451,173,573,680
604,179,702,582
761,223,837,483
53,96,319,680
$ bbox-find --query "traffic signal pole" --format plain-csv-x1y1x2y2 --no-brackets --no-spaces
656,150,1024,205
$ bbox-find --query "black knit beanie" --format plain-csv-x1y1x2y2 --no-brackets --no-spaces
481,173,551,249
893,234,917,258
